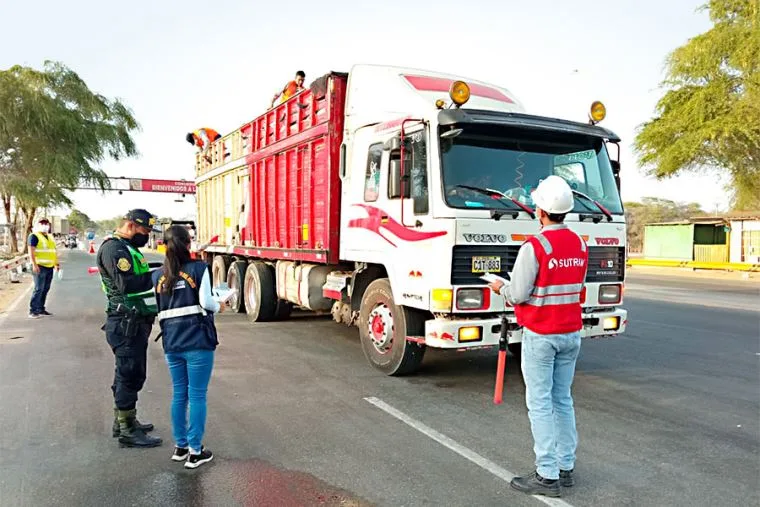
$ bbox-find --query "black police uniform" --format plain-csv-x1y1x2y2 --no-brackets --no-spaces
96,209,162,448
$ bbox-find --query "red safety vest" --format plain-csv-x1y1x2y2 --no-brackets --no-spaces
514,227,588,334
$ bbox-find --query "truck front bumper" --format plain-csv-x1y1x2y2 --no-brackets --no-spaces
418,308,628,350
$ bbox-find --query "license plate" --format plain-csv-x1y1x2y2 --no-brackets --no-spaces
471,256,501,273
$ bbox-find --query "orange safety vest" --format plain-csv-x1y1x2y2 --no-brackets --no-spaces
281,81,301,102
193,128,220,148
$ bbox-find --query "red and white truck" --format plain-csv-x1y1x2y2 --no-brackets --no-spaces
193,64,628,375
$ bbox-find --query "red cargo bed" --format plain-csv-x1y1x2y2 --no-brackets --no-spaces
234,72,347,264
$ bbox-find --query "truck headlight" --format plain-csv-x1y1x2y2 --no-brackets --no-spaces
599,284,621,304
456,288,489,310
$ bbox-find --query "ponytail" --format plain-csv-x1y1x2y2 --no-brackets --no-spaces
159,225,192,295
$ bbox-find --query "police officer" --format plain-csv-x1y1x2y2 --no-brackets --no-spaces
489,176,588,498
97,209,163,448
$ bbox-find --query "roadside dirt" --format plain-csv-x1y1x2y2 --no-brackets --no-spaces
0,273,30,313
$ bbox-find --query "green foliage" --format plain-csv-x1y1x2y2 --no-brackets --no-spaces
95,216,123,234
634,0,760,210
0,60,140,212
625,197,706,252
67,208,97,232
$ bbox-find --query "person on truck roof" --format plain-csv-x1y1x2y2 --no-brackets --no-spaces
270,70,305,108
186,128,222,162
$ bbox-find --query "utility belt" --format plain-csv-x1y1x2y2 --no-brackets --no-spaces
112,303,155,338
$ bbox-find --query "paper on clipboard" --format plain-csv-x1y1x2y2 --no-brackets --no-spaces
212,285,237,304
479,271,511,285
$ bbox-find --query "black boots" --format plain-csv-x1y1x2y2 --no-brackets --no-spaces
116,409,162,448
510,471,561,497
112,408,154,437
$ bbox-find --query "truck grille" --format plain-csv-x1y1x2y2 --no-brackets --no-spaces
586,246,625,283
451,245,625,285
451,245,520,285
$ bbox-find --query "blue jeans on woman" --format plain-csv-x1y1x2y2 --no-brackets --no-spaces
165,350,214,452
520,328,582,480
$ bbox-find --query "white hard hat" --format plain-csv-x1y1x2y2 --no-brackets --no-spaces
531,175,574,214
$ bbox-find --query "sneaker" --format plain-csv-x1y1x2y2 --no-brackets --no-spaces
185,447,213,469
171,447,189,462
40,310,53,316
560,469,574,487
28,313,41,319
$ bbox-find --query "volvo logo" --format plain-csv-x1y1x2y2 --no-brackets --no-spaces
463,233,507,243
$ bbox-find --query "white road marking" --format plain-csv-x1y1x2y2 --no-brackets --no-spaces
364,396,575,507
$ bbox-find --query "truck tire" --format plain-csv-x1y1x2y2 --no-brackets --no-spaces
358,278,426,376
211,255,230,288
244,261,277,322
226,261,247,313
508,343,522,359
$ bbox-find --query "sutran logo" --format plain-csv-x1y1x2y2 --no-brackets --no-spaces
548,257,586,269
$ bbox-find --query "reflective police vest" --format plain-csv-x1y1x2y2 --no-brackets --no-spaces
33,232,57,267
100,234,158,317
152,261,218,353
514,227,588,335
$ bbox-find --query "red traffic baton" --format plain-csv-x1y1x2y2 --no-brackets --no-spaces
493,314,508,404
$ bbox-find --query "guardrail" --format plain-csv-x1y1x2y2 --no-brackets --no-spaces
627,258,760,272
1,254,30,272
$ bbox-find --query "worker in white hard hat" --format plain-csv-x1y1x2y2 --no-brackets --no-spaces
488,175,588,498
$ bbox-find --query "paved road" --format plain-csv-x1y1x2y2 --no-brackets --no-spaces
0,251,757,506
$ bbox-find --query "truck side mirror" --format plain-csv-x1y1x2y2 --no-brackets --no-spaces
389,158,410,199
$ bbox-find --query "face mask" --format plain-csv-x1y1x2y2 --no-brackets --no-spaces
130,233,149,248
41,225,50,233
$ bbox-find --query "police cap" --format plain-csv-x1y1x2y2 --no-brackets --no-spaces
123,209,161,232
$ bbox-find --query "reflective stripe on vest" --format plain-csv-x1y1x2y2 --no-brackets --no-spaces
33,233,57,267
158,304,206,321
100,234,156,316
514,228,588,334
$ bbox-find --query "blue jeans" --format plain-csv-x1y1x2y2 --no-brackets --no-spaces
30,266,54,314
521,328,581,480
165,350,215,452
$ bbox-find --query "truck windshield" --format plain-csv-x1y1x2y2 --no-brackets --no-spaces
439,127,623,215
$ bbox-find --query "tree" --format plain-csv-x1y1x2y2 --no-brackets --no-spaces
0,61,140,252
95,216,123,234
625,197,705,252
67,209,96,232
634,0,760,210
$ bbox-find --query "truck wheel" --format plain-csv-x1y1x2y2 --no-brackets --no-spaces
358,278,426,376
226,261,247,313
211,255,230,288
244,261,277,322
508,343,522,359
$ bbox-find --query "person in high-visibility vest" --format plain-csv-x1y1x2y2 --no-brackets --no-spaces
96,209,163,448
270,70,305,108
28,218,60,319
489,176,588,498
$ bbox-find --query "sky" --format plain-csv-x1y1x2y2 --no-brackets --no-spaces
1,0,728,222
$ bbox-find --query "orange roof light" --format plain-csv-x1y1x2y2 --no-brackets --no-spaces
449,81,471,107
